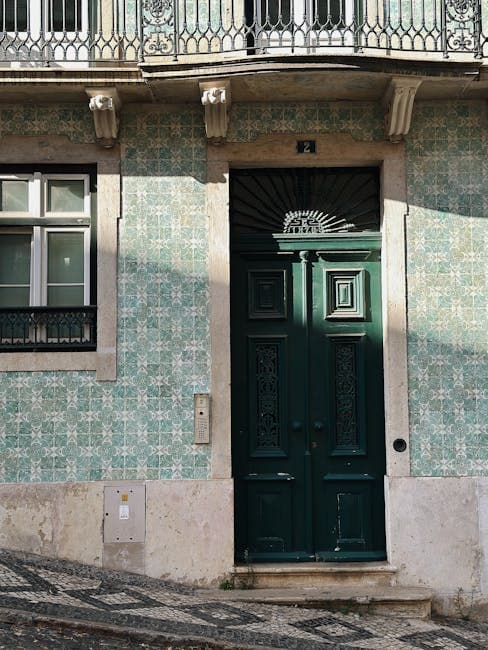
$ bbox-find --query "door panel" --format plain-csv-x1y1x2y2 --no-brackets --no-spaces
326,334,367,455
233,253,312,561
232,241,386,563
246,476,294,554
321,476,374,554
248,336,288,457
310,248,386,560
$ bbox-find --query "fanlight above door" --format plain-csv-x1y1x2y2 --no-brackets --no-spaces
230,167,380,235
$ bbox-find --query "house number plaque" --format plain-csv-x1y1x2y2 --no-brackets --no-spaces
194,393,210,444
297,140,316,154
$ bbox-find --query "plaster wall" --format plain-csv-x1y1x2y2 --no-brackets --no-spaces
145,479,234,584
478,478,488,595
0,481,104,565
0,479,234,585
387,476,488,615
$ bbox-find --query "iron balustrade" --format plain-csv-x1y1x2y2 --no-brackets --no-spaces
0,306,97,351
0,0,486,62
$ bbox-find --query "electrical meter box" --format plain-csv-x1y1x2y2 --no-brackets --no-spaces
103,484,145,543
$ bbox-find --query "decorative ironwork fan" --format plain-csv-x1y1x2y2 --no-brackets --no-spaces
230,167,380,235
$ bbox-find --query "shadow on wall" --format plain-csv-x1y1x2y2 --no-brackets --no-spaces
0,101,486,483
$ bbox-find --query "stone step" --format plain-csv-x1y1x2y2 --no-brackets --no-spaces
201,586,433,619
232,562,397,589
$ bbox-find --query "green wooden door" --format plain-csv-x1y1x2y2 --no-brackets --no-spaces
231,168,386,563
232,239,386,562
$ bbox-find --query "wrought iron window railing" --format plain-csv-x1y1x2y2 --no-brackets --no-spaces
0,306,97,351
0,0,486,63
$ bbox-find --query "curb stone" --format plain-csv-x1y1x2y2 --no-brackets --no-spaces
0,608,270,650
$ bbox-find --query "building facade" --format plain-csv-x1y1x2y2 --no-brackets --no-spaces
0,0,487,615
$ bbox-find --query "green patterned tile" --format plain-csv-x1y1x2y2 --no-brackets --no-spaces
0,99,486,483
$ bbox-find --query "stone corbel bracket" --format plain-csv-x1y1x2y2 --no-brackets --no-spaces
200,80,231,144
86,88,121,148
383,77,423,143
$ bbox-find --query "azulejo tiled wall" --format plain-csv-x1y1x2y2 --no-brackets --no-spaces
227,102,384,142
227,100,487,477
406,101,488,476
0,105,93,143
0,105,211,484
0,100,486,482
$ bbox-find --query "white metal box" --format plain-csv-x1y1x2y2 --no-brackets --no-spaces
103,484,145,543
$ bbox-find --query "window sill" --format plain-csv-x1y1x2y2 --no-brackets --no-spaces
0,349,116,380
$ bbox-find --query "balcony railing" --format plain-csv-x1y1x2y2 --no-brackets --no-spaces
0,306,97,351
0,0,486,64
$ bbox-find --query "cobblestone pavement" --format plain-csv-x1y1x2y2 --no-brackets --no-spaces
0,621,168,649
0,550,487,649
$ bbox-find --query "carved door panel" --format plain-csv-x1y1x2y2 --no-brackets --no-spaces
309,249,386,560
231,244,386,562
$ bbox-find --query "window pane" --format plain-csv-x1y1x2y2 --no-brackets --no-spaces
0,234,31,285
317,0,343,23
47,179,85,212
48,232,84,283
49,0,82,31
261,0,291,26
0,287,30,307
47,285,84,306
0,1,28,31
0,179,29,212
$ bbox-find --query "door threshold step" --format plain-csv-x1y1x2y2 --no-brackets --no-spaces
200,586,433,619
233,562,397,588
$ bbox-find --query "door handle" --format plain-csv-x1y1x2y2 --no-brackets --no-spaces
313,421,325,432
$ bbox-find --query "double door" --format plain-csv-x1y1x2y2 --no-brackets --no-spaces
232,239,386,561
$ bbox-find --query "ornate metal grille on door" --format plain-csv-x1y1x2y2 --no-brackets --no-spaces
230,168,380,235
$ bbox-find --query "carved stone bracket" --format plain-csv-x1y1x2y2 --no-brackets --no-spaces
200,80,231,144
383,77,423,143
86,88,121,148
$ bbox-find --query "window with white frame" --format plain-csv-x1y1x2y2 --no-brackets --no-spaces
254,0,356,50
1,1,90,64
0,167,96,350
1,1,87,33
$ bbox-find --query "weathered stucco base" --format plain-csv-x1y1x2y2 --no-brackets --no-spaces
0,481,104,566
2,476,488,608
0,479,234,587
144,479,234,585
386,476,488,616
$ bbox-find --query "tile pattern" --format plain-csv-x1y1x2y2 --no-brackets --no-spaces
0,105,94,143
0,105,210,483
1,550,487,650
406,101,488,476
0,100,486,481
227,102,384,142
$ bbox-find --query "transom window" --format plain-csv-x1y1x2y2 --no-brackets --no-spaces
0,167,96,351
230,167,380,235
